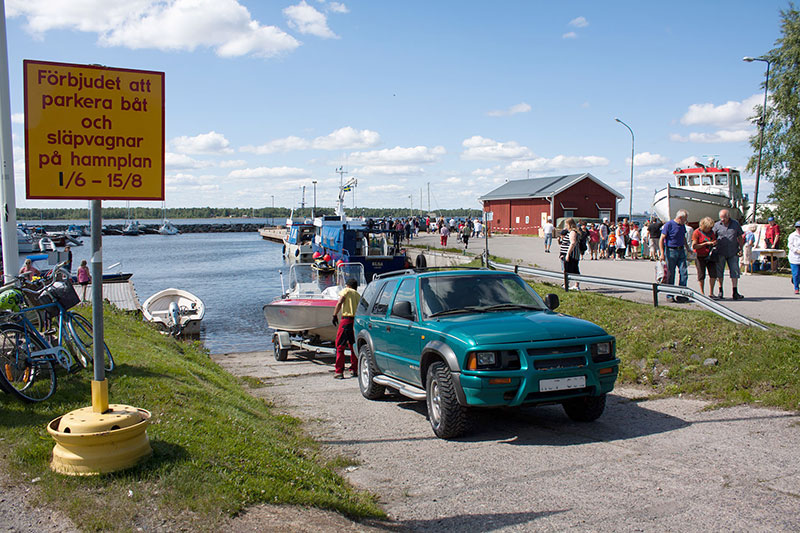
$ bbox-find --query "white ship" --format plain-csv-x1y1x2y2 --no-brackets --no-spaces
652,160,745,225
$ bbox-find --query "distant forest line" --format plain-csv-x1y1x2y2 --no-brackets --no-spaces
17,206,484,221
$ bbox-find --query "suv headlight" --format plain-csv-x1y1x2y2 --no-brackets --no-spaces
590,341,615,362
466,350,520,370
476,352,496,366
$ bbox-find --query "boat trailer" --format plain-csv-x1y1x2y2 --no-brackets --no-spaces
272,330,352,362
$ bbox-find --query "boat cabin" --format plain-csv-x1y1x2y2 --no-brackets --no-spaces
674,162,743,201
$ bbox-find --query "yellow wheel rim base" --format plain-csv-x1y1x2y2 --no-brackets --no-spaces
47,404,153,476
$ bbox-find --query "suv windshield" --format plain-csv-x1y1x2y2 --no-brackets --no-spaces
420,274,546,317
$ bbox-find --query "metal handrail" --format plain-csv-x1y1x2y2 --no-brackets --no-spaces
486,258,768,330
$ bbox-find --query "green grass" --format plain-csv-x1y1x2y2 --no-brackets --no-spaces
527,280,800,411
0,305,383,531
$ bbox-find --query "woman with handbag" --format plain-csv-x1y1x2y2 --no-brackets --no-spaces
559,218,581,291
692,216,718,296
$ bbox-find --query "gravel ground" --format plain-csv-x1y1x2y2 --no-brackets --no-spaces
214,349,800,533
0,468,78,533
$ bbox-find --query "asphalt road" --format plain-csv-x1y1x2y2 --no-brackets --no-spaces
213,349,800,532
408,232,798,330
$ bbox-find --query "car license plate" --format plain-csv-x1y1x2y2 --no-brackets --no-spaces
539,376,586,392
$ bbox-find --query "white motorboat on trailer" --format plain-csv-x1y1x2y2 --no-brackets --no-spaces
263,262,366,344
142,288,205,336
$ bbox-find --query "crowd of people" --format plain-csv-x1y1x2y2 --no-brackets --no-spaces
547,210,800,298
543,216,664,265
371,215,485,250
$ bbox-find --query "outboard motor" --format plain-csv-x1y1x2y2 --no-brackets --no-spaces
168,301,181,336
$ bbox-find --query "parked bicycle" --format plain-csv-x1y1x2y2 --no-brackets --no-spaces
0,274,114,402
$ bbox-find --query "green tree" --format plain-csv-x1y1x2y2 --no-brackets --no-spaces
746,5,800,229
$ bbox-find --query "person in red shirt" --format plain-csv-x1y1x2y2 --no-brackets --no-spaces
765,217,781,249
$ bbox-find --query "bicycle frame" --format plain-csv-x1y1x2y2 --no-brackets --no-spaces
8,298,73,372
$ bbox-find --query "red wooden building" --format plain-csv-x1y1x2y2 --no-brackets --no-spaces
479,173,623,234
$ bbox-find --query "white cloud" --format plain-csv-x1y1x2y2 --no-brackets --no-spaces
368,184,405,193
636,168,672,180
630,152,669,167
348,145,445,166
165,152,212,169
486,102,531,117
11,113,24,124
677,156,701,168
569,16,589,28
505,155,609,174
461,136,533,161
670,130,751,143
680,94,761,128
228,166,310,179
284,1,337,39
354,165,424,176
8,0,301,58
562,31,577,39
218,159,247,168
241,135,310,154
313,127,380,150
471,167,497,177
170,131,233,154
327,2,349,14
241,127,379,153
445,177,462,184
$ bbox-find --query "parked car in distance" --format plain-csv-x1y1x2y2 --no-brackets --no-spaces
354,268,619,439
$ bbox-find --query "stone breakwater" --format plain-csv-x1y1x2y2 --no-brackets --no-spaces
43,223,267,234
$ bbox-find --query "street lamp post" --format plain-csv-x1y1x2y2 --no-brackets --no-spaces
615,118,635,219
743,56,771,223
312,180,317,219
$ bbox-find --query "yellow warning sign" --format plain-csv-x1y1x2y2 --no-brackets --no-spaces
24,60,164,200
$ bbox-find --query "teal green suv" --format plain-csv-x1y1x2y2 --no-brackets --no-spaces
354,268,619,439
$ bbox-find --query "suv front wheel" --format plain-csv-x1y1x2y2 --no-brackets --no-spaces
358,344,385,400
562,394,606,422
426,361,468,439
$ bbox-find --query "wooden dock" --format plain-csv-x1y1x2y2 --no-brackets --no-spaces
258,227,286,244
82,280,141,312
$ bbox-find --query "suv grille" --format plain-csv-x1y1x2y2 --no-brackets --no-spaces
527,345,584,357
533,356,586,370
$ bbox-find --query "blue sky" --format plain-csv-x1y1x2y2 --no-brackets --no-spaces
5,0,788,214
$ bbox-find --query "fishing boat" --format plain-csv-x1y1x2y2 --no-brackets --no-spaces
309,173,408,280
282,217,315,262
263,262,366,343
652,159,745,225
142,288,205,336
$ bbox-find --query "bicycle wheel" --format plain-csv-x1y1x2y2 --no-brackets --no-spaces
67,313,115,372
0,325,57,402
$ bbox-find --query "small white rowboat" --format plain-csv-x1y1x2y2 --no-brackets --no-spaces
142,288,205,336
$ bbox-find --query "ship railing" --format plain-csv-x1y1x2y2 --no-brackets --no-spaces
486,258,768,330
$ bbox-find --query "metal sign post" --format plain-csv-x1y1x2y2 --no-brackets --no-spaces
89,200,106,406
23,60,164,474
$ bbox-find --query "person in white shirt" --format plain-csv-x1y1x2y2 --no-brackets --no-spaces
788,220,800,295
474,220,483,238
542,218,555,253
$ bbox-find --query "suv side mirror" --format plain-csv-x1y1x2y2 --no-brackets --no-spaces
391,300,415,321
544,293,559,311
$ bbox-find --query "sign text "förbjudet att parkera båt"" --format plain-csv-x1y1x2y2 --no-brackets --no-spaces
24,60,165,201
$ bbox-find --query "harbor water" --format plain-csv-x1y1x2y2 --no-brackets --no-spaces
62,231,284,354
